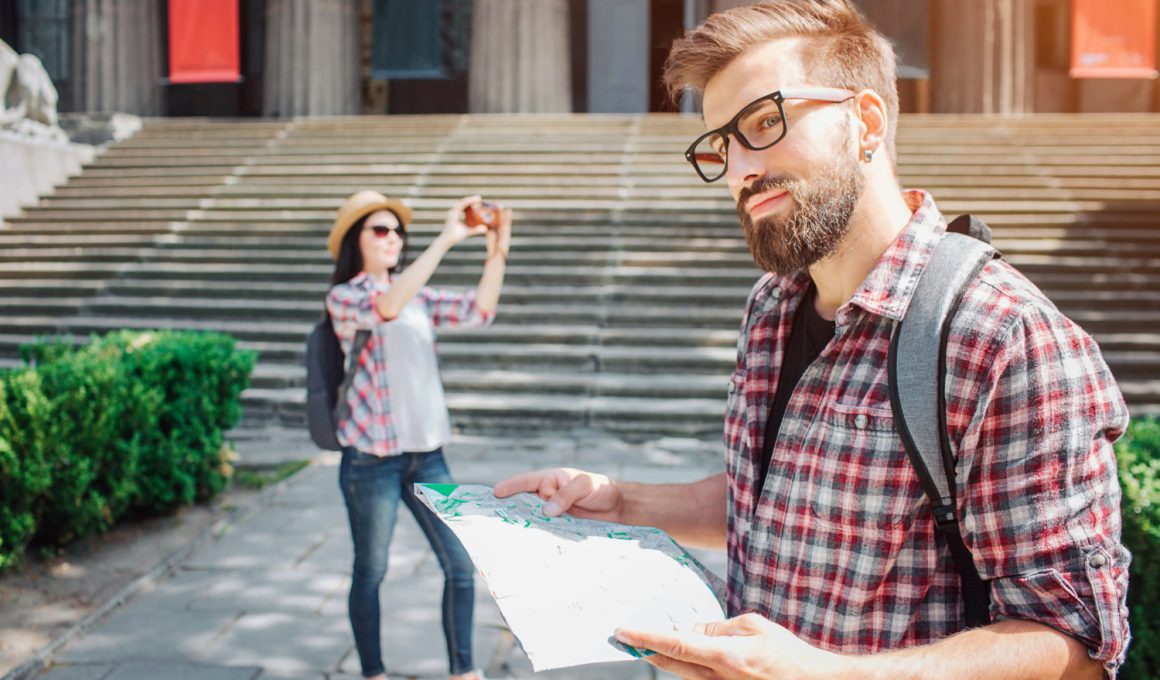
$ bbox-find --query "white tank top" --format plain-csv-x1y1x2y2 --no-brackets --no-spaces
382,298,452,452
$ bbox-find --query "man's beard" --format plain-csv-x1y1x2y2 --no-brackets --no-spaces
736,146,864,275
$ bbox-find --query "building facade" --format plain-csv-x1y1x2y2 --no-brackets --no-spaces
0,0,1157,118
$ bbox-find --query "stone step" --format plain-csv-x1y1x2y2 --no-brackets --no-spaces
1,324,1152,366
12,202,1160,225
41,286,1160,330
5,277,1142,311
19,191,1160,215
246,344,1160,391
0,321,738,357
42,176,1160,199
42,180,1160,202
7,233,1160,263
238,388,728,438
0,265,1151,302
248,363,730,397
75,296,745,328
47,171,1160,196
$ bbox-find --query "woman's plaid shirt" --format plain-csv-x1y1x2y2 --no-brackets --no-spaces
724,191,1130,672
327,272,493,456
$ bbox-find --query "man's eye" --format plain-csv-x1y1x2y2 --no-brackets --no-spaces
760,115,782,130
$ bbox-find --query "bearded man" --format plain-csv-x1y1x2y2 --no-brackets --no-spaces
496,2,1130,678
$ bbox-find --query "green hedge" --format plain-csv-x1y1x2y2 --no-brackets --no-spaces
0,331,255,570
1119,416,1160,678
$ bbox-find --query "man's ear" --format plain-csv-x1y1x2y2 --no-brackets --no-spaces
854,89,888,159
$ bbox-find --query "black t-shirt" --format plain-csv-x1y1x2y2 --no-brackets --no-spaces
759,284,835,484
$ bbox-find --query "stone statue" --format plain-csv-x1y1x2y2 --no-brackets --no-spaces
0,38,67,143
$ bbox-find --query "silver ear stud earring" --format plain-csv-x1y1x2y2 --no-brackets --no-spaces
863,149,874,162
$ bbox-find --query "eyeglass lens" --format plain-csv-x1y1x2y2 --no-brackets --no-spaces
690,98,787,181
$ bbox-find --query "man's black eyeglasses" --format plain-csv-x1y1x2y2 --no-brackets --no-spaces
685,87,856,183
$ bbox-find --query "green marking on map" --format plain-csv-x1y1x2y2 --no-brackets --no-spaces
421,483,460,496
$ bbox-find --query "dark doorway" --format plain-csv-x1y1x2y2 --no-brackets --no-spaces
383,0,471,114
649,0,683,112
0,2,19,50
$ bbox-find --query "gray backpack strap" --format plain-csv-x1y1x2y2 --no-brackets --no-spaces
888,231,997,628
333,329,373,424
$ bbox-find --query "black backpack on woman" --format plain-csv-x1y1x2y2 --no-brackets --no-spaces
304,313,371,451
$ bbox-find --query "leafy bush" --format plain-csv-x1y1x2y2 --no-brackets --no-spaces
1119,416,1160,679
0,331,255,569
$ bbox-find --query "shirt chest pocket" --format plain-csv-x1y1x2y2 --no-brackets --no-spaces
806,400,918,530
723,369,750,456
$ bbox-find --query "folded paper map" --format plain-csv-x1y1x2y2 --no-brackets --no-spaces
414,483,726,671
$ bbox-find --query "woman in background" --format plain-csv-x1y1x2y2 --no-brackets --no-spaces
326,190,510,680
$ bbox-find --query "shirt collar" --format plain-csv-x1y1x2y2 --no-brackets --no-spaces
842,189,946,322
349,271,388,291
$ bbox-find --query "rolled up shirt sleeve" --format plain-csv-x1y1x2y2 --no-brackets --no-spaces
419,286,495,328
956,302,1131,673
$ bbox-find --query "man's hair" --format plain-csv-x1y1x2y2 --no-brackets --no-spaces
664,0,899,163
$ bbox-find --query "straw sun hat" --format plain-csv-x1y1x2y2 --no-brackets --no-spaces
327,190,413,260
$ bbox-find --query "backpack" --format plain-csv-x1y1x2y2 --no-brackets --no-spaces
304,313,372,451
741,214,998,629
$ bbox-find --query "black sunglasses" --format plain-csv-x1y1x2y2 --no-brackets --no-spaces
685,87,857,183
366,224,405,238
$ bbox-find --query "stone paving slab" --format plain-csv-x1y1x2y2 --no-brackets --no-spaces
39,662,262,680
28,431,725,680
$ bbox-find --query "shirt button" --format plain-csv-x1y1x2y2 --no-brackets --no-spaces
1088,552,1108,569
854,414,869,429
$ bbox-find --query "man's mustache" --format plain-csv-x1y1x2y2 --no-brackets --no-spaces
737,175,795,210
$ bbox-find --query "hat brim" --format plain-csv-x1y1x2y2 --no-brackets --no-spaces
328,197,412,260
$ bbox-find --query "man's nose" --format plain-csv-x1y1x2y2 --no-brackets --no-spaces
725,138,765,192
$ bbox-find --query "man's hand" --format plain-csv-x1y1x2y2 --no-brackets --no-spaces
493,468,624,521
614,613,847,680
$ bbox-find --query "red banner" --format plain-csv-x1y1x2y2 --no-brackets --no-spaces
168,0,240,83
1071,0,1158,78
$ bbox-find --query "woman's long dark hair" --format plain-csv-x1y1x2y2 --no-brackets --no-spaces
329,211,409,286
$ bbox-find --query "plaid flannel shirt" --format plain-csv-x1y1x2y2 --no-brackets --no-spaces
724,190,1131,673
327,272,494,456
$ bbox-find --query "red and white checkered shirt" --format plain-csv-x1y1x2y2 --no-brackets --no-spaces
724,190,1130,673
327,272,493,456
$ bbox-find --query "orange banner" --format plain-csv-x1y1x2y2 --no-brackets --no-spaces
1071,0,1158,78
168,0,240,83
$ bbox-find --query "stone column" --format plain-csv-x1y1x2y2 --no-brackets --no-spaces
587,0,648,113
69,0,162,115
932,0,1033,113
263,0,360,117
468,0,572,113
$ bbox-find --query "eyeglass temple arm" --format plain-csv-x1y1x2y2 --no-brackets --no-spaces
779,87,857,102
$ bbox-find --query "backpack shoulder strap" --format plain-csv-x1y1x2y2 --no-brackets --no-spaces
888,228,998,629
333,328,373,423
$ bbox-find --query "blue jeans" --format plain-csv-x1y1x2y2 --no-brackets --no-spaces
339,447,475,677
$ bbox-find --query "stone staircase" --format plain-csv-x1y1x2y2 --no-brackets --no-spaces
3,113,1159,444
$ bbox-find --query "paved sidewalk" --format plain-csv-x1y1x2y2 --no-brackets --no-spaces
25,430,727,680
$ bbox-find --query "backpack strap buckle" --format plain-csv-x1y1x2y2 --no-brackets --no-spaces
932,504,959,532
